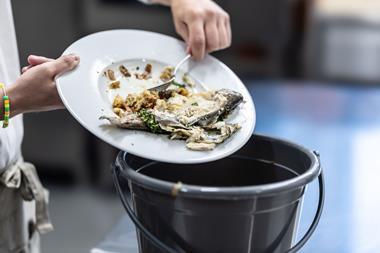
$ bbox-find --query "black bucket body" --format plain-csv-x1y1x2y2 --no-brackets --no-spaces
114,134,323,253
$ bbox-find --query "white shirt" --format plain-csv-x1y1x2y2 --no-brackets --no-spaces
0,0,23,171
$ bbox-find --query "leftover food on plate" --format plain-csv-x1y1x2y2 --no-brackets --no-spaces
135,63,152,80
160,66,174,82
109,80,120,89
119,65,131,77
106,69,116,81
100,64,243,151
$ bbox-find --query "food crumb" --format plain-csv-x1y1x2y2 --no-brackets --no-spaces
145,63,152,74
119,65,131,77
113,107,125,117
160,66,174,81
135,63,152,80
183,73,196,87
113,94,124,107
106,69,116,81
109,80,120,89
178,87,189,96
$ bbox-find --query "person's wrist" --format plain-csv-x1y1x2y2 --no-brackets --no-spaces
6,84,23,117
0,89,3,121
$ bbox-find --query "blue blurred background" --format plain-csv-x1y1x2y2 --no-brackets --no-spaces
11,0,380,252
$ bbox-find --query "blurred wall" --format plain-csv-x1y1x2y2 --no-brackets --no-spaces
305,0,380,83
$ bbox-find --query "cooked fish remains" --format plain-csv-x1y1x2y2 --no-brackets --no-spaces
100,67,243,151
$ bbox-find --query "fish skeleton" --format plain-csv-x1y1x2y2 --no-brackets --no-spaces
100,88,243,151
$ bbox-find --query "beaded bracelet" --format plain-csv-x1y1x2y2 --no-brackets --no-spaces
0,83,10,128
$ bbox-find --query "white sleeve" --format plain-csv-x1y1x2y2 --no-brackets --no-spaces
0,0,24,172
0,116,23,172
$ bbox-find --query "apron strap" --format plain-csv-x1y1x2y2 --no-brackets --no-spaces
0,160,53,234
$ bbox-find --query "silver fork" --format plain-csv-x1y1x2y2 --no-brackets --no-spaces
148,54,191,92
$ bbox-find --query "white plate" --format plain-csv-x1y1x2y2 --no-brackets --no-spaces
56,30,255,164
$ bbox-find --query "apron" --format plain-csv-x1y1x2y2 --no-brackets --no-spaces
0,160,53,253
0,1,53,252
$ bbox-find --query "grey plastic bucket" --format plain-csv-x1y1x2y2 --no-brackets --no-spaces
113,134,324,253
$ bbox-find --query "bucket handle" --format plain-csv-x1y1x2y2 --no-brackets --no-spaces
112,157,325,253
112,161,179,253
286,167,325,252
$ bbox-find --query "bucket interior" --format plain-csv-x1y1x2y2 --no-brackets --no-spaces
124,134,316,191
137,157,298,187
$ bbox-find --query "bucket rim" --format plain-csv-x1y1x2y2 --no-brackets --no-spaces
117,134,321,199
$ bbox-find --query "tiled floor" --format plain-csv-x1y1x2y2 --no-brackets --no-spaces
41,186,123,253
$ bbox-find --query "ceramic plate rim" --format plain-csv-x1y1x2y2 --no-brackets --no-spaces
56,29,256,164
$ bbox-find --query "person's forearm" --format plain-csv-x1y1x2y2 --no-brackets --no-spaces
0,82,37,119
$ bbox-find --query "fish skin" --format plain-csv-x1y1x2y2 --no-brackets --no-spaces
191,108,223,127
216,89,244,113
150,110,189,130
187,142,216,151
189,89,243,127
202,123,241,144
99,113,148,130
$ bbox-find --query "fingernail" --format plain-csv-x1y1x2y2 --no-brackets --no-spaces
68,53,80,62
